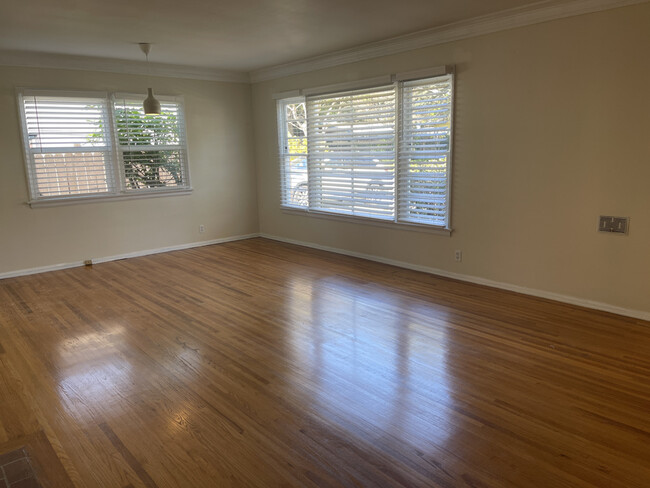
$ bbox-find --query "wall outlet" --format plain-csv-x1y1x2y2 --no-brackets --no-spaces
83,259,93,266
199,224,205,233
598,216,628,234
454,250,462,262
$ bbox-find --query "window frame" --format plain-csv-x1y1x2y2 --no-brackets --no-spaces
17,88,192,207
276,70,454,234
397,75,454,228
277,96,309,209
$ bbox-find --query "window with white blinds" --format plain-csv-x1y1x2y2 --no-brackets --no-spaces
398,75,453,227
18,89,190,204
277,72,454,229
113,95,188,191
20,92,114,198
308,86,396,219
278,98,308,207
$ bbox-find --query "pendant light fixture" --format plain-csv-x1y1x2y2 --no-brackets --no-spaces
139,43,161,115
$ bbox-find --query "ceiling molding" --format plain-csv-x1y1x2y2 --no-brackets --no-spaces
0,50,250,83
0,0,645,84
249,0,649,83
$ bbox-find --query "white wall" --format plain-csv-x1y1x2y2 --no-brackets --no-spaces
0,66,258,273
251,3,650,316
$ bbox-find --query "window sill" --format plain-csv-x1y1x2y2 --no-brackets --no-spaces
28,188,193,208
281,206,452,236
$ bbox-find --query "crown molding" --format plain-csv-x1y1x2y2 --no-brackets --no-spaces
1,0,646,84
250,0,649,83
0,50,250,83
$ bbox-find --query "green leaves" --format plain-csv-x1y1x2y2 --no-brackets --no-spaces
114,108,180,147
89,104,185,189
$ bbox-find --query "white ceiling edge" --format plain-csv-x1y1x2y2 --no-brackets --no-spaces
0,50,250,83
0,0,646,84
249,0,649,83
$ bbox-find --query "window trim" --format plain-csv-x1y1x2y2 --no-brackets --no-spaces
26,188,193,208
276,67,454,232
277,96,307,210
17,88,192,208
282,206,452,236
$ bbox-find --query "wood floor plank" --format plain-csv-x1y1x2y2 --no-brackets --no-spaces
0,237,649,487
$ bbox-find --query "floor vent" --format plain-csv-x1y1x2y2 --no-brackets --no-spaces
0,448,42,487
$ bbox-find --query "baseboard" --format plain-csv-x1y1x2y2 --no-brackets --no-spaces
4,231,647,322
260,233,650,323
0,233,260,280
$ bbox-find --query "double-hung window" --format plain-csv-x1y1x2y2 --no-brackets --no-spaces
18,89,190,205
277,69,454,229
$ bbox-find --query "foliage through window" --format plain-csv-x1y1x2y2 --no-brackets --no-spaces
113,97,187,191
18,90,190,203
277,73,453,229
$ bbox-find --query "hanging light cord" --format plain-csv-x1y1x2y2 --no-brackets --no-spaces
139,43,161,115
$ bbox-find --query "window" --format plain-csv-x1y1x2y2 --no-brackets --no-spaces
113,95,188,191
278,98,308,207
277,72,453,229
20,92,114,198
308,86,396,219
18,90,190,205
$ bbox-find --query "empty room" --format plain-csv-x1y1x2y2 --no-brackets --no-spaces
0,0,649,486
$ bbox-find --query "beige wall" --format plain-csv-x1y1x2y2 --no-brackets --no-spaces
0,66,258,273
252,4,650,315
1,4,648,316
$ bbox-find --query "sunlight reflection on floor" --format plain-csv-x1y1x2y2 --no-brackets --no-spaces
55,325,134,422
287,275,454,448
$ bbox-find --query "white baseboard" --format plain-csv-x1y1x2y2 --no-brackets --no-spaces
260,233,650,323
0,233,260,280
3,231,647,323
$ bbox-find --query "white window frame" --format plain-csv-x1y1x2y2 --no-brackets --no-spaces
277,96,309,209
276,68,454,234
17,89,192,207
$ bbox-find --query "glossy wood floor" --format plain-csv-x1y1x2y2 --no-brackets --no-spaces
0,238,649,488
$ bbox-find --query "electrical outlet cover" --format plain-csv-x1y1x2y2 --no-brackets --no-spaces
599,216,629,234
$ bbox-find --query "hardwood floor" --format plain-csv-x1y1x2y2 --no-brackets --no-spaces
0,237,648,487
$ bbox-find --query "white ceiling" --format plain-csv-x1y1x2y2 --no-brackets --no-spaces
1,0,580,73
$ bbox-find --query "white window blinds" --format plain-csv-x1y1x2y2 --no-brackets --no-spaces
276,69,454,229
278,98,308,207
307,86,396,219
18,90,191,204
20,92,114,198
112,96,189,190
398,75,453,227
